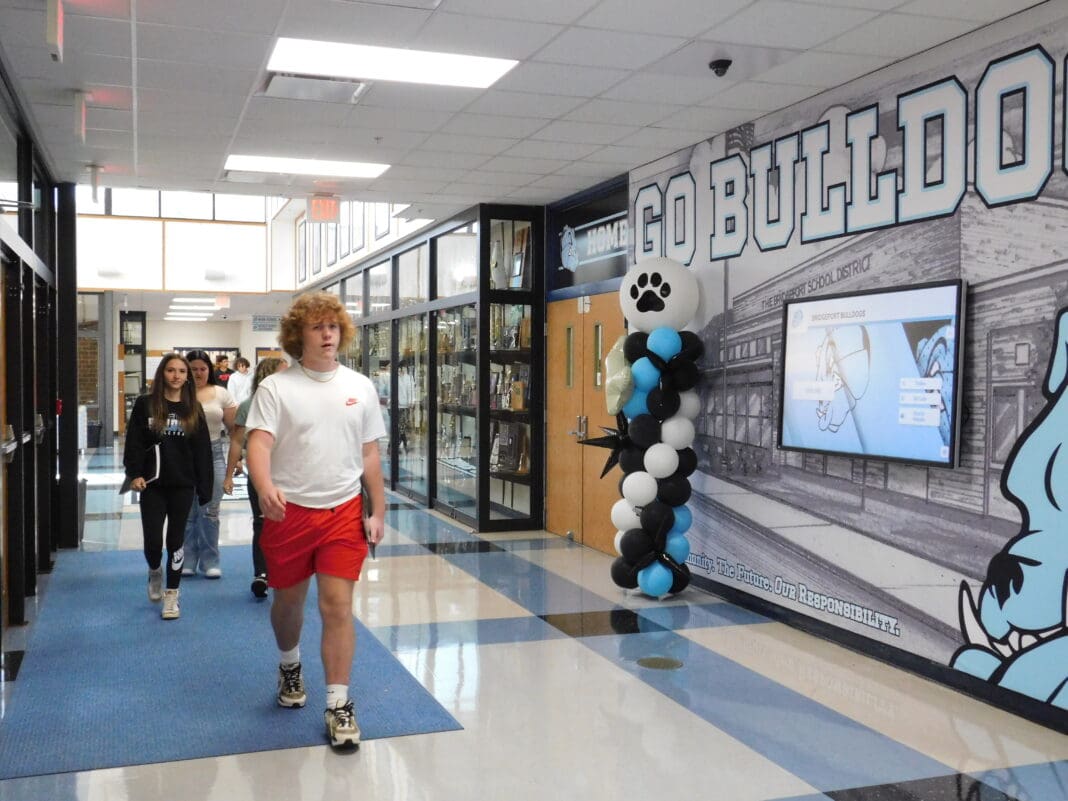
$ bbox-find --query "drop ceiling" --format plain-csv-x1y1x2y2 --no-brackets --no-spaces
0,0,1048,226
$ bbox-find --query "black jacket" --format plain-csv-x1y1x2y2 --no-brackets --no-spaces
124,396,213,505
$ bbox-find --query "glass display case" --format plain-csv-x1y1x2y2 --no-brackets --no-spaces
486,302,532,519
434,303,477,516
396,314,428,500
365,320,391,483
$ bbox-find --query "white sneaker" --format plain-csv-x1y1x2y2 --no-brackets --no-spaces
204,567,222,579
147,568,163,602
161,589,180,620
325,700,360,749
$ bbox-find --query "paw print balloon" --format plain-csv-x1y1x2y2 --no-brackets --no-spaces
620,257,700,333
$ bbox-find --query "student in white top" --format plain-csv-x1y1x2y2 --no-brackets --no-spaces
245,292,386,750
183,349,237,578
227,356,253,405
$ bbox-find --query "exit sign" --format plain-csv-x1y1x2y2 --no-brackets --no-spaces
308,195,340,224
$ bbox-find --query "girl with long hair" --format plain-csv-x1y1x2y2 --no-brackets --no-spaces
123,353,213,620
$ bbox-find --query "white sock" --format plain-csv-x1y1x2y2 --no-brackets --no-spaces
279,645,300,667
326,685,348,709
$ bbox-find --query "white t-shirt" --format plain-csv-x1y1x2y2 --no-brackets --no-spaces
200,385,237,442
245,363,386,508
228,370,252,405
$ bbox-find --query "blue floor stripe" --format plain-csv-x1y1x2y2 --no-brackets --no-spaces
582,630,953,792
970,759,1068,800
370,616,566,651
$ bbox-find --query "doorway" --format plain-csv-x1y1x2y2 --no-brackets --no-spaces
545,292,625,554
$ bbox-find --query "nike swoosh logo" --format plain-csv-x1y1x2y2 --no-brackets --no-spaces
346,398,358,406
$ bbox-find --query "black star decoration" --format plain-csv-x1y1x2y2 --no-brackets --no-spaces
579,411,631,478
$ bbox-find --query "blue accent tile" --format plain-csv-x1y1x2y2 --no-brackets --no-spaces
493,537,578,552
370,616,564,652
581,630,952,791
970,760,1068,801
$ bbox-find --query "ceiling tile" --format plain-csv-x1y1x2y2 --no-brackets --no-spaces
68,13,133,58
244,97,353,125
576,0,753,37
359,82,482,112
703,80,823,112
323,127,429,153
791,0,905,7
503,139,601,161
553,160,628,179
135,25,271,70
493,62,628,97
895,0,1042,22
71,53,134,87
613,126,716,152
531,119,639,145
703,0,878,49
755,50,894,87
585,143,672,166
419,132,519,155
439,0,600,24
565,98,682,127
378,165,469,183
462,90,586,119
343,106,453,132
657,105,757,133
602,73,719,105
819,12,978,57
137,0,287,35
138,109,239,136
412,12,563,60
400,150,489,169
85,107,133,130
276,0,431,46
481,155,570,173
441,113,549,139
647,40,801,82
137,88,245,117
136,60,258,95
535,28,688,71
63,0,132,19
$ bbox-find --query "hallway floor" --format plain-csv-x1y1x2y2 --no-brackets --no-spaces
1,449,1067,800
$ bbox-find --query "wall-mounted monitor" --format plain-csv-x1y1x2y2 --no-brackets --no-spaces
777,279,965,468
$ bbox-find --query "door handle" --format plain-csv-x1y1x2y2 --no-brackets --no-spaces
578,415,588,439
2,424,18,463
567,414,584,438
34,412,45,444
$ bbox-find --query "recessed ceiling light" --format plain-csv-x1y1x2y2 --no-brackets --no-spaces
267,38,518,89
224,155,389,179
168,305,216,311
172,297,213,304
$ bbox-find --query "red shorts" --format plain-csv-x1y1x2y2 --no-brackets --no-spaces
261,494,368,589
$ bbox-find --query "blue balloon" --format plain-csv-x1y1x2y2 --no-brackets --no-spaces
669,504,692,534
631,357,660,391
638,560,674,597
665,533,690,563
621,388,650,419
647,327,683,361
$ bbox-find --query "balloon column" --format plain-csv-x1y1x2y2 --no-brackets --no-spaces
585,257,704,598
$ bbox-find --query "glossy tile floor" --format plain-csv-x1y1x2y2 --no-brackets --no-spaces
2,449,1068,800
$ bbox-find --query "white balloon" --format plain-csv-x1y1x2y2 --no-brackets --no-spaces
619,257,700,333
678,390,701,419
610,498,641,531
621,471,658,507
613,530,625,555
660,416,696,450
643,442,679,479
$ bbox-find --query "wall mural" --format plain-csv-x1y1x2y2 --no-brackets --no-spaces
628,18,1068,712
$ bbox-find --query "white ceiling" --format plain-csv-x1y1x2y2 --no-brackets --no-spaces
0,0,1052,322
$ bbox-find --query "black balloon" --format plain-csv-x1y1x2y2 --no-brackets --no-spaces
611,557,640,589
666,357,699,392
669,561,692,594
680,331,704,362
628,414,661,448
657,473,692,506
619,528,655,563
618,445,646,474
646,387,680,421
676,447,698,477
624,331,649,364
640,501,675,542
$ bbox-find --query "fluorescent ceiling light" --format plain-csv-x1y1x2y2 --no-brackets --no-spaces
172,297,213,304
165,312,211,318
225,155,389,179
268,38,517,89
168,305,216,311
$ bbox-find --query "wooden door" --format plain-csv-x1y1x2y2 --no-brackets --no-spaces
580,293,626,554
545,298,583,538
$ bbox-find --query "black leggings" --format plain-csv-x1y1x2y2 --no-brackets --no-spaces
140,484,195,590
247,472,267,577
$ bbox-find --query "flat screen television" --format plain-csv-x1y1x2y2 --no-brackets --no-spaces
777,279,965,468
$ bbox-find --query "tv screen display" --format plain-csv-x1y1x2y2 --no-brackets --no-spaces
778,280,965,467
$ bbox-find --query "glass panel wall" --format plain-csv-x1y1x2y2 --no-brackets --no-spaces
340,325,363,374
396,314,428,499
367,260,391,315
366,321,392,480
342,273,364,320
436,222,478,298
435,304,477,515
397,243,428,308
